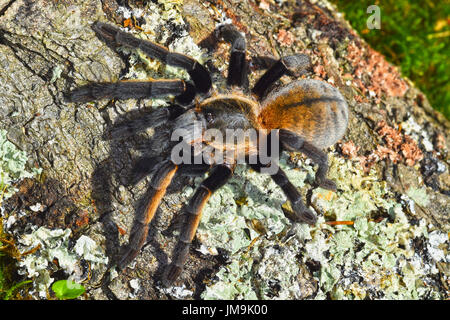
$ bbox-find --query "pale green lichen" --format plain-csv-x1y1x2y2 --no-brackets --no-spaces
50,65,63,83
0,129,42,200
198,152,447,300
158,284,194,299
202,256,258,300
406,186,430,208
17,226,108,298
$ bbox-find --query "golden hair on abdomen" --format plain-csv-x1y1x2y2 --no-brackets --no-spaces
259,79,348,149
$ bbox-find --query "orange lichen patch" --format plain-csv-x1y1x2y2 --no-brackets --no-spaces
311,48,328,80
74,211,90,228
123,18,132,28
357,120,423,173
122,17,143,31
401,136,424,166
117,224,127,236
317,191,335,201
325,221,354,226
377,120,403,150
374,145,402,163
377,120,423,165
436,133,446,151
277,29,295,47
341,141,360,159
346,42,408,103
313,61,327,80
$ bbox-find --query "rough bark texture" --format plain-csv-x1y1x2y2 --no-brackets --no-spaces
0,0,448,300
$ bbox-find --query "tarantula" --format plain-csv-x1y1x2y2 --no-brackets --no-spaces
68,21,348,284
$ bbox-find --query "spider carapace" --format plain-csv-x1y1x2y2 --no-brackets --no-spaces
69,22,348,284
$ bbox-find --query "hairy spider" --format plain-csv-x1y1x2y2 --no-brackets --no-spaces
68,21,348,284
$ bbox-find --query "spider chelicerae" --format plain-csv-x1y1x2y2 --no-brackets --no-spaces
68,21,348,284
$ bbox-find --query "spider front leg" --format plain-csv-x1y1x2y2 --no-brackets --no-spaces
92,21,212,93
279,129,336,191
216,24,248,88
68,79,196,105
118,160,178,269
163,163,233,284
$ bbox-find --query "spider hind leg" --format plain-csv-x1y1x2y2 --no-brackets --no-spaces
163,164,233,284
250,162,317,225
118,160,178,270
279,129,336,191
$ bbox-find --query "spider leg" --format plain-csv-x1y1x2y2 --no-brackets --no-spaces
161,162,213,238
216,24,248,88
68,79,196,105
118,160,178,269
279,129,336,191
252,54,311,100
163,164,233,284
126,156,164,187
177,163,212,176
249,162,317,225
106,104,187,140
92,21,212,93
251,56,279,70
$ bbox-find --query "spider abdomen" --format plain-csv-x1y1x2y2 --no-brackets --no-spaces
258,79,348,149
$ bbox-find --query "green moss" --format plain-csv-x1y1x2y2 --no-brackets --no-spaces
0,246,16,299
0,218,31,300
331,0,450,119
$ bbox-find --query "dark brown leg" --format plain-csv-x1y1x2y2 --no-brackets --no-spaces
279,129,336,191
216,24,248,88
118,160,178,269
67,79,196,105
249,162,317,225
92,21,212,94
105,104,186,141
177,163,212,177
252,54,311,99
163,164,233,284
